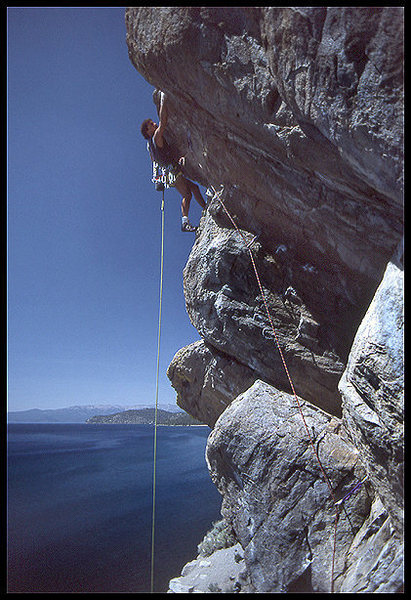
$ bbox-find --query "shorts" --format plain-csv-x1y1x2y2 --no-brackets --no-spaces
158,163,183,188
152,159,184,189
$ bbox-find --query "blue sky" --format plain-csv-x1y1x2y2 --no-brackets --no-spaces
7,7,204,411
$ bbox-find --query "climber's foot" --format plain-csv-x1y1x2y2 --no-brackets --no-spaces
181,222,197,233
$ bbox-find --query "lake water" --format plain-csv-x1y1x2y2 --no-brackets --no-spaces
7,423,222,593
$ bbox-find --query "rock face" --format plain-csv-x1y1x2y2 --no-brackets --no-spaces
167,339,257,428
126,6,403,593
205,381,398,593
339,239,404,535
168,543,250,594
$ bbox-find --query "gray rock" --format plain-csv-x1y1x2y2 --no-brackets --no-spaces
167,339,257,427
206,380,370,592
125,6,403,593
128,6,403,419
168,543,251,593
338,496,403,593
261,7,404,202
206,380,403,592
182,209,345,415
126,6,403,292
339,240,404,534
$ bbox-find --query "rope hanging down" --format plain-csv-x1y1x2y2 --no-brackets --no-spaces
209,186,336,498
208,184,342,592
150,189,165,594
147,182,365,593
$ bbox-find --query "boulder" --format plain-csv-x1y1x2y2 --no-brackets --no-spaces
168,543,251,593
339,240,404,534
182,208,346,416
206,380,402,592
167,339,257,427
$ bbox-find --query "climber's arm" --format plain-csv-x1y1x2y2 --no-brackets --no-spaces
153,92,168,149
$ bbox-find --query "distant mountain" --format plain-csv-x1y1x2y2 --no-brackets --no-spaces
86,408,204,426
7,403,183,423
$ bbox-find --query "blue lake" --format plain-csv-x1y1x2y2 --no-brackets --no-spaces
7,423,222,593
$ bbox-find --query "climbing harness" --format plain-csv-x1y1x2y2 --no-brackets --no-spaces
152,159,182,190
149,143,183,190
150,187,165,594
206,184,367,593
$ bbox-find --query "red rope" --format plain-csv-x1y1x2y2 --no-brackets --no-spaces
210,185,339,591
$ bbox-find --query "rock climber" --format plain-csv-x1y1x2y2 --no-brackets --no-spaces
140,92,206,232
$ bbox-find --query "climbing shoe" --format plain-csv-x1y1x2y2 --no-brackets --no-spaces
181,222,197,232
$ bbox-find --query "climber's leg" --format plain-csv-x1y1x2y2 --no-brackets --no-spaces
187,180,206,210
175,176,192,217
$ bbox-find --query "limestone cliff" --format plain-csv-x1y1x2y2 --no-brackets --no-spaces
126,7,403,593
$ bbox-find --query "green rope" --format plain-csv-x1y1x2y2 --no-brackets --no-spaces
150,189,165,593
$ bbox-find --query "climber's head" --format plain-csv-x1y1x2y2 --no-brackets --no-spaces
141,119,157,139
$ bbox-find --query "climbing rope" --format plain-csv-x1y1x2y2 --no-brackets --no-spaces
210,186,335,490
208,184,343,592
150,189,165,594
146,178,365,593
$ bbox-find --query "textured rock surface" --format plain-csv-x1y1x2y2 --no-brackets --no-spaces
206,380,369,592
260,7,404,201
127,5,403,418
167,339,257,427
182,208,346,417
125,6,403,593
339,239,404,534
338,495,403,593
168,543,251,593
206,380,402,593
